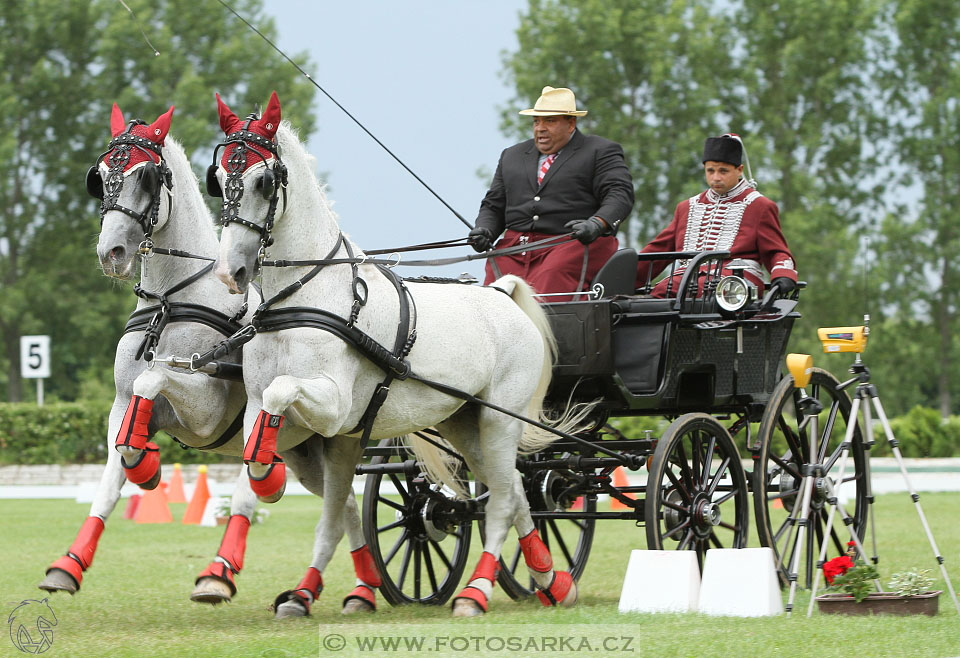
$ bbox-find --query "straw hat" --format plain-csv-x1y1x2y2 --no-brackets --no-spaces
519,86,588,117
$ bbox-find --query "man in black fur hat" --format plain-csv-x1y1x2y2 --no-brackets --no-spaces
634,133,797,296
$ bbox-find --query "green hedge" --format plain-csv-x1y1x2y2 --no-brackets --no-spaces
0,401,234,465
2,402,959,465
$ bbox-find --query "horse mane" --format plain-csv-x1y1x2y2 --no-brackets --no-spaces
162,135,219,238
275,121,341,232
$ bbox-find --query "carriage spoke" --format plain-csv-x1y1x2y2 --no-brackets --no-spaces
546,518,574,567
376,518,407,533
413,542,422,600
387,473,412,505
428,538,454,571
383,530,410,566
769,453,803,482
709,531,725,548
716,520,739,533
676,527,695,550
663,465,692,503
706,455,730,496
663,520,691,542
423,542,440,594
396,539,414,590
713,488,738,505
378,495,406,513
701,436,716,489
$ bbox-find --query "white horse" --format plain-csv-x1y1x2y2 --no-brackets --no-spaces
40,104,376,615
212,92,578,616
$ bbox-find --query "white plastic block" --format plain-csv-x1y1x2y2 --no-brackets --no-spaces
199,496,225,527
698,547,783,616
618,550,701,613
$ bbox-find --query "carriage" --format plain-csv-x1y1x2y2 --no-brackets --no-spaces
53,95,870,618
357,248,869,605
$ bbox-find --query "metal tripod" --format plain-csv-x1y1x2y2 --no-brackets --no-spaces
801,352,960,616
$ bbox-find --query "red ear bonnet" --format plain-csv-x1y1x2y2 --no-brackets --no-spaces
106,104,173,169
216,92,281,169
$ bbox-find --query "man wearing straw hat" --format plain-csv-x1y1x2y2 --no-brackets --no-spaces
634,133,797,297
469,86,634,300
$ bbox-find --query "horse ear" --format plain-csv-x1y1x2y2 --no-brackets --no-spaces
258,91,282,138
110,103,126,137
146,105,175,145
216,92,243,135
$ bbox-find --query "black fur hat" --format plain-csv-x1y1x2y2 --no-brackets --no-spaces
702,135,743,166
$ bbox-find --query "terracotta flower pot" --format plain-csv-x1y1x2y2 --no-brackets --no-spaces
815,590,941,616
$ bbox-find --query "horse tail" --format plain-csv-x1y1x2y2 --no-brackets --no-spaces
491,275,599,454
406,431,469,499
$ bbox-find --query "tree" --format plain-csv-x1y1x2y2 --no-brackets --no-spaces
501,0,741,245
879,0,960,417
0,0,316,401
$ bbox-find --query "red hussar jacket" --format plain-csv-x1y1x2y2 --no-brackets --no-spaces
635,178,797,296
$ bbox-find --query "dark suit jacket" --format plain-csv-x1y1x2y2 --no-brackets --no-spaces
475,129,635,236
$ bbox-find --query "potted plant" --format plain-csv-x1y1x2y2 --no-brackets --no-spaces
816,562,942,616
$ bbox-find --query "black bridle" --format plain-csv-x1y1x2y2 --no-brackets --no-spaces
86,120,173,241
207,113,288,256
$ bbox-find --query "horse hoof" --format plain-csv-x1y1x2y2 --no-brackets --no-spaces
190,577,233,605
274,600,308,619
139,467,162,491
38,569,78,594
341,598,375,615
451,599,485,617
257,480,285,504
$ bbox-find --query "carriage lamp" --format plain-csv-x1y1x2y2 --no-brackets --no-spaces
715,275,756,313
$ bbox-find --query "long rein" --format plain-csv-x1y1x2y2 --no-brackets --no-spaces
180,233,635,467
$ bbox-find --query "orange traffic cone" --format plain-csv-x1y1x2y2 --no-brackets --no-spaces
610,466,636,510
167,463,187,503
135,485,173,523
773,498,785,509
182,465,211,525
123,494,141,520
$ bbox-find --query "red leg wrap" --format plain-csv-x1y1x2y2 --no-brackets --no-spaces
122,442,160,486
66,517,104,570
274,567,323,615
115,395,153,451
196,561,237,597
518,529,553,573
350,544,382,587
248,457,286,498
467,551,499,584
244,410,284,464
536,570,574,607
343,584,377,611
47,556,83,590
216,515,251,572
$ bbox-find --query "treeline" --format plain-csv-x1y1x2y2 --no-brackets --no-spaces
502,0,960,417
1,0,957,422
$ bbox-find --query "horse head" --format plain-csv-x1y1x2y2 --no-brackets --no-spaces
210,91,286,294
91,103,174,278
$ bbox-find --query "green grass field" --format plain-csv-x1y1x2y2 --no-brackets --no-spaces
3,492,959,658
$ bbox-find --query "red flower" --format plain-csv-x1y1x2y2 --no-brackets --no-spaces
823,555,855,585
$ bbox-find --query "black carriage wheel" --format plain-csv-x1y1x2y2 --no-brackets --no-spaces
753,368,868,588
477,462,596,601
361,437,472,605
644,413,750,570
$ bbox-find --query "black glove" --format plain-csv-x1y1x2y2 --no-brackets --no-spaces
770,277,796,295
468,226,495,253
564,217,606,245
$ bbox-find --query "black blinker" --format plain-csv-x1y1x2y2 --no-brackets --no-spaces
258,168,276,200
138,162,160,195
206,164,222,198
85,166,104,200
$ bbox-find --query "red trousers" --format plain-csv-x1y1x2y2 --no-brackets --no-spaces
483,231,618,303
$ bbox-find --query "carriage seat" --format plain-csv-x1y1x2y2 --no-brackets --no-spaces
591,248,638,297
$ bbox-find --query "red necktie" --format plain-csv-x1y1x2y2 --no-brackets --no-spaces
538,153,557,184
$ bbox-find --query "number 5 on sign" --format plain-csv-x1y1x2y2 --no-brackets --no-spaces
21,335,50,406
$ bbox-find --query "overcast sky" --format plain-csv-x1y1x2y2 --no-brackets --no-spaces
259,0,529,279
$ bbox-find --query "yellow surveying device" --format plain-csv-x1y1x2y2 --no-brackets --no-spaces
817,325,868,353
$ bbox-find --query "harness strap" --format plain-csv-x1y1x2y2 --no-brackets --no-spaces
172,407,245,452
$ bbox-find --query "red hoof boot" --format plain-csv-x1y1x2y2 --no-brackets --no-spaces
343,585,377,613
536,571,577,607
274,568,323,616
248,457,286,500
122,442,161,488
